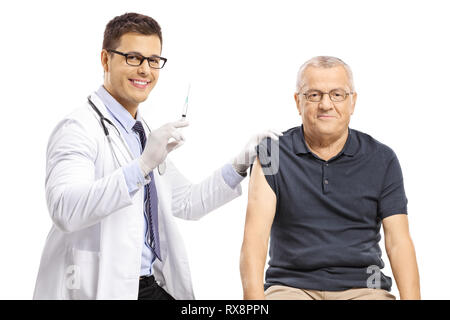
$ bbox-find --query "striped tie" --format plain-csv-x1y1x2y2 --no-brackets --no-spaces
132,121,161,261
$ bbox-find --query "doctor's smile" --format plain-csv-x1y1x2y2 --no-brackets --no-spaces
129,79,152,89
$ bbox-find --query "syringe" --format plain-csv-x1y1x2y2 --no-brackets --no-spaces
182,84,190,118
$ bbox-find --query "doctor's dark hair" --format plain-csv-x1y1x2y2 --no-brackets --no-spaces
102,13,163,50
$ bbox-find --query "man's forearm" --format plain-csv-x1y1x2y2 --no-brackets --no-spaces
240,241,267,300
387,238,421,299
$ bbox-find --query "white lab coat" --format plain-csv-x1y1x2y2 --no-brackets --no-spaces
33,92,242,300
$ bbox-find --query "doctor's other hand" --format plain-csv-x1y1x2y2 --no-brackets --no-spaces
232,129,283,176
138,119,189,175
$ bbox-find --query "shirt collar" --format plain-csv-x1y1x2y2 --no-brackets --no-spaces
292,125,357,157
96,85,136,134
292,125,309,154
342,129,357,156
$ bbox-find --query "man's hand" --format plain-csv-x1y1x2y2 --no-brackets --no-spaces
232,129,283,175
139,119,189,175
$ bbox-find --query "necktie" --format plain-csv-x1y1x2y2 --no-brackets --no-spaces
132,121,161,261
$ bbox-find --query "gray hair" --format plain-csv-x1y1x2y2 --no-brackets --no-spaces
296,56,355,92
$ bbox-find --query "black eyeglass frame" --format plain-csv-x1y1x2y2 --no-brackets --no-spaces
107,49,167,69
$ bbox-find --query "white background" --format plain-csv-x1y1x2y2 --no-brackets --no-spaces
0,0,449,299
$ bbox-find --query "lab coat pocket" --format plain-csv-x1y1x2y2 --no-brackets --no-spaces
64,248,100,300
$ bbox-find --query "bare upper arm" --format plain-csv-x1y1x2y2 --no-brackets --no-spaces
382,214,411,249
243,157,277,244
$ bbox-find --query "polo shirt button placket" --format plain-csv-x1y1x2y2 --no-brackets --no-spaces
323,162,329,193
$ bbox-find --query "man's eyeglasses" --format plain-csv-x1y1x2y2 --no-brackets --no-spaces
298,89,353,102
107,49,167,69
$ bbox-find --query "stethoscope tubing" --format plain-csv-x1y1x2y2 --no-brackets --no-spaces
87,95,166,175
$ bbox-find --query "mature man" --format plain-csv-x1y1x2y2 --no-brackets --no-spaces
34,13,280,300
240,56,420,300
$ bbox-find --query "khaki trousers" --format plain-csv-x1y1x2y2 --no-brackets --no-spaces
265,285,396,300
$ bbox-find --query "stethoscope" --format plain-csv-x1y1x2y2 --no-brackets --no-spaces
87,95,166,175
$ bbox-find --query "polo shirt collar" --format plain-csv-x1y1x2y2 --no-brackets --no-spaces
342,129,357,156
293,125,357,157
292,125,309,154
96,85,137,134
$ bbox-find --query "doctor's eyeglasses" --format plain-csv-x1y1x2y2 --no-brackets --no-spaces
107,49,167,69
299,89,353,102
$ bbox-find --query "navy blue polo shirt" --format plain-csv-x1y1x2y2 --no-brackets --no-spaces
255,125,408,292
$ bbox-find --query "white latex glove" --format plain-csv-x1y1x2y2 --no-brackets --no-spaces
232,129,283,176
139,119,189,175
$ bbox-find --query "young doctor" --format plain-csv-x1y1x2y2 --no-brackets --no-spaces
33,12,281,300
